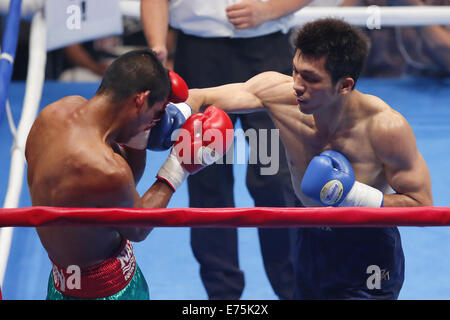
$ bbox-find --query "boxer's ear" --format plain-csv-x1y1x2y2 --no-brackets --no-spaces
338,77,355,95
135,90,151,112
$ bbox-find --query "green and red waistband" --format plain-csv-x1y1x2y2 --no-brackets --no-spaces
50,240,136,299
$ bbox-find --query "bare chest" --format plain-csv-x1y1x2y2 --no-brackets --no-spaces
277,122,386,206
292,131,379,179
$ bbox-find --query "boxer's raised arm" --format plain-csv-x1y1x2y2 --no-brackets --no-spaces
370,110,433,207
187,71,293,114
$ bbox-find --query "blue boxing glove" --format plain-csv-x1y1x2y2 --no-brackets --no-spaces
147,102,192,151
301,150,383,207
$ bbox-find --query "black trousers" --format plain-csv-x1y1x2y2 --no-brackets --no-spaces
174,31,301,300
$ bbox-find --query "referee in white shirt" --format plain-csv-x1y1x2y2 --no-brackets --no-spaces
141,0,308,300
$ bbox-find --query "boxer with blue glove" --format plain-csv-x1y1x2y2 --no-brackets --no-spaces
185,19,433,300
301,150,384,207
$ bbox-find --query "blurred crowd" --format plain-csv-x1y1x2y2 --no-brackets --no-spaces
1,0,448,82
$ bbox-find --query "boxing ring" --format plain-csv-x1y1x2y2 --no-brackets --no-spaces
1,0,450,300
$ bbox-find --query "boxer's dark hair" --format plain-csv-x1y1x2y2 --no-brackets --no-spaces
294,18,369,88
96,49,170,106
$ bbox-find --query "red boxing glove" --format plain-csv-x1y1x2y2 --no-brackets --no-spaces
167,70,189,103
175,106,234,174
157,106,234,190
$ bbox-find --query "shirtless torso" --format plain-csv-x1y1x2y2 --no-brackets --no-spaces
186,21,433,299
188,69,432,209
264,77,392,206
26,94,169,269
187,64,433,299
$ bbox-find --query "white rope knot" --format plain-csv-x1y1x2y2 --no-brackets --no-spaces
0,52,14,64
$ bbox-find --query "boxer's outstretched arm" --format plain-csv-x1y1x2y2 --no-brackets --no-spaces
370,110,433,207
187,71,294,114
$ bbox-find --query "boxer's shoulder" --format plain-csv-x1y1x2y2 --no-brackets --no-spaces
358,92,391,113
53,149,135,207
357,93,405,132
39,95,87,121
48,95,87,109
368,103,408,134
246,71,296,107
247,71,292,91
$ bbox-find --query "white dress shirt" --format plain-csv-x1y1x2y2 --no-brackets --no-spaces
168,0,296,38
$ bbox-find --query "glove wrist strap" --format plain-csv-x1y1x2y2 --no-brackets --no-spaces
173,102,192,120
156,152,188,191
339,181,384,207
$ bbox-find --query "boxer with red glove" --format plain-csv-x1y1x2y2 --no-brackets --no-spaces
157,106,234,191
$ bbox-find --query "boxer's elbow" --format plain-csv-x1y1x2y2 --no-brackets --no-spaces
405,191,433,207
418,192,434,207
186,89,205,114
119,227,153,242
131,228,153,242
383,191,433,207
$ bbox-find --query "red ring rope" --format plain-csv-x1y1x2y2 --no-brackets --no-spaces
0,206,449,227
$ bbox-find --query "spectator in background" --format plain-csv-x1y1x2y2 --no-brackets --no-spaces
141,0,310,300
54,17,149,82
389,0,450,77
342,0,450,77
341,0,405,77
58,41,114,82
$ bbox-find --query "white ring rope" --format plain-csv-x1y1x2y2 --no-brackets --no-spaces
0,1,449,26
5,99,17,139
0,9,46,287
288,6,450,27
116,2,450,26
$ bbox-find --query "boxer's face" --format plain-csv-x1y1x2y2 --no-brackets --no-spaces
292,50,337,115
139,99,166,133
132,92,166,136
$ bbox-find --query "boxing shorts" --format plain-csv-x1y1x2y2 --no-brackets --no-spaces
293,227,405,299
46,239,149,300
